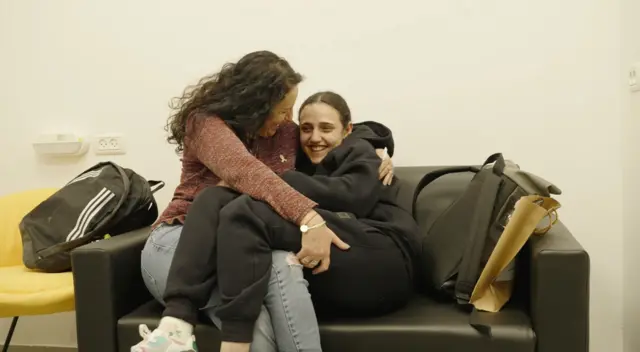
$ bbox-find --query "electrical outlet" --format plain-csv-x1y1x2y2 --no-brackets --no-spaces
94,134,126,155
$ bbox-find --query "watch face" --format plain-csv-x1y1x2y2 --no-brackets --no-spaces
300,225,308,233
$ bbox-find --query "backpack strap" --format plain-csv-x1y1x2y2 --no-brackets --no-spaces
411,166,480,219
148,180,165,194
482,152,506,174
463,153,509,336
469,307,494,337
454,153,506,304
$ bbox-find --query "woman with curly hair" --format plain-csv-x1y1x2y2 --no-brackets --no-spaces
131,51,394,352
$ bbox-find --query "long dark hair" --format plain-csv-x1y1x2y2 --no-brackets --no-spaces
298,91,352,127
166,51,303,153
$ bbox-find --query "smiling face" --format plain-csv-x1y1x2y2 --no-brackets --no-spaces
299,102,353,164
259,86,299,137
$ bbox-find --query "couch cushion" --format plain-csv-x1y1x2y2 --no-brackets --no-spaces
118,296,534,352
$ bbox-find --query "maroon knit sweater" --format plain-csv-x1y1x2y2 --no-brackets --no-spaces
155,115,317,227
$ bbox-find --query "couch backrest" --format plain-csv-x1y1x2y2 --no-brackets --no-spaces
393,166,441,212
394,166,475,230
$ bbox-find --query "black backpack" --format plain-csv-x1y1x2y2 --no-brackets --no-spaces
20,161,164,273
411,153,561,305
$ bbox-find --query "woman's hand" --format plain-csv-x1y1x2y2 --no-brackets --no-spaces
296,210,350,274
376,148,394,186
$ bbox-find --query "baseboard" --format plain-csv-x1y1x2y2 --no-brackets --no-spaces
0,346,76,352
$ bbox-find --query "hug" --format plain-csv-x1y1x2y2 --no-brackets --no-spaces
132,50,420,352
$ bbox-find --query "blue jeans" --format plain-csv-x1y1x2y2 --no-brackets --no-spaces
141,224,322,352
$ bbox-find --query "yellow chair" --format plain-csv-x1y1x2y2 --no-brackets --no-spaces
0,189,75,352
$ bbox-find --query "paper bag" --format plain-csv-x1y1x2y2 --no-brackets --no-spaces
469,195,560,312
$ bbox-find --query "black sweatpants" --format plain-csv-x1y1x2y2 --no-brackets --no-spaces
215,195,412,343
162,186,241,325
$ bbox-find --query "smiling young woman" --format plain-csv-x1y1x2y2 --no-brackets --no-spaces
298,92,354,164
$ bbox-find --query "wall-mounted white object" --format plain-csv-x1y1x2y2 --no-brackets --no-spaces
32,133,89,157
630,62,640,92
94,134,126,155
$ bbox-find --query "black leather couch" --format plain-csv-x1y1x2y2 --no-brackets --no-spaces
71,166,590,352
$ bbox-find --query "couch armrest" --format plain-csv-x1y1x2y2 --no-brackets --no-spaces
71,227,152,352
528,221,589,352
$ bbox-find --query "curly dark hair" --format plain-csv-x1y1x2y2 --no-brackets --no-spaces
166,51,303,153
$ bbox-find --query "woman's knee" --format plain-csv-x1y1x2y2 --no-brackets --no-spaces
192,185,236,207
141,225,182,269
140,225,183,302
218,194,255,218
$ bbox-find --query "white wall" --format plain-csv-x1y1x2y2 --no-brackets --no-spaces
621,0,640,348
0,0,625,350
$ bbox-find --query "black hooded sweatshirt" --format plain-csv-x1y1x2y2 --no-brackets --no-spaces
282,121,421,279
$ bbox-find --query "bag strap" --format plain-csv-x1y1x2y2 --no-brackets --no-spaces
148,180,165,194
469,307,494,337
411,166,480,219
454,154,506,304
65,161,111,185
482,152,506,175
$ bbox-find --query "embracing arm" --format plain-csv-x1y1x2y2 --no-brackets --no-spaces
281,141,382,218
191,117,317,224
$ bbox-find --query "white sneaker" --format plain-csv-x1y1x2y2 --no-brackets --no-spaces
131,324,197,352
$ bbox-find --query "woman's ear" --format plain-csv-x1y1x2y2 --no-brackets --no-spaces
344,122,353,136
